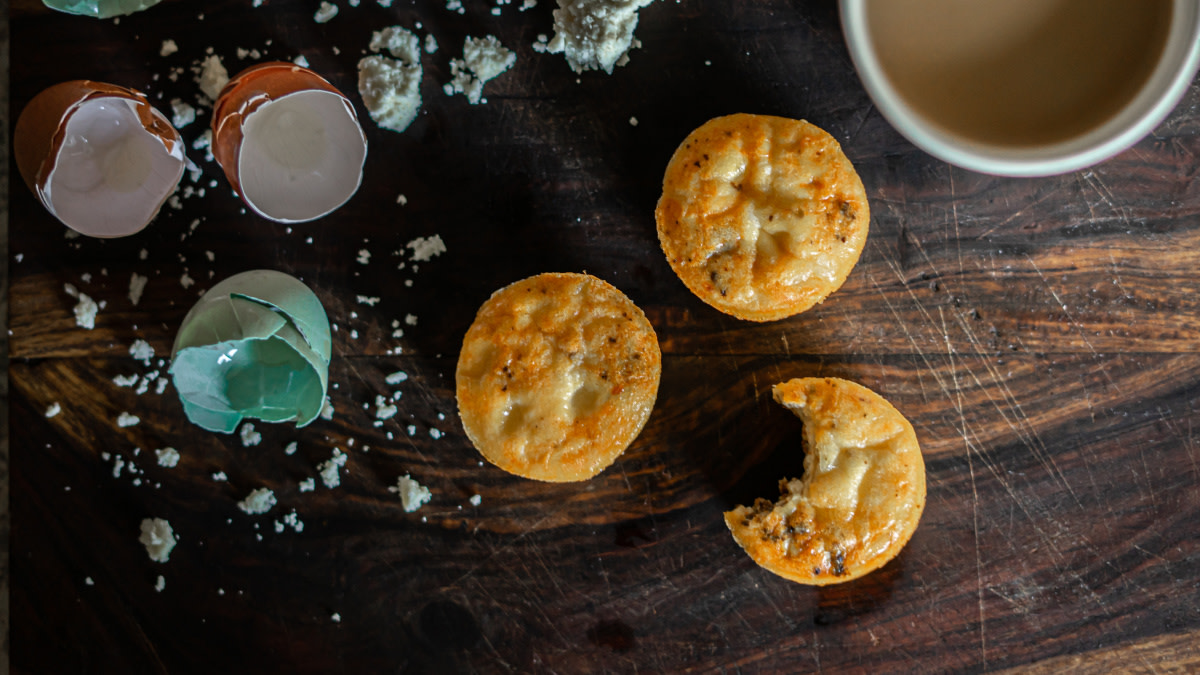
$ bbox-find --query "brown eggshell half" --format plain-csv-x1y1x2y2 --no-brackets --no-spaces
15,80,184,237
212,62,367,223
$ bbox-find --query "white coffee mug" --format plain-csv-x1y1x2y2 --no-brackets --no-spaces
840,0,1200,176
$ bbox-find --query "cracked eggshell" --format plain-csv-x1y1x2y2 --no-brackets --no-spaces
169,270,332,433
14,80,186,238
212,62,367,224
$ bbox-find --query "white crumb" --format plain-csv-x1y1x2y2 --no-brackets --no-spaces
155,575,166,592
469,494,482,506
197,54,229,101
211,471,228,482
160,39,178,57
237,487,277,515
113,374,139,387
374,395,398,420
444,35,516,104
129,273,148,306
64,284,100,329
406,234,446,261
314,1,338,22
139,518,177,563
318,448,348,488
358,27,422,134
281,510,304,532
298,477,316,492
117,412,140,428
239,422,262,447
192,129,214,162
44,402,61,418
155,447,180,468
285,441,298,456
385,370,408,385
170,98,196,128
388,474,432,512
130,339,155,364
545,0,655,74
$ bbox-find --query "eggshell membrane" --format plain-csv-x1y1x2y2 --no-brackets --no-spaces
15,81,183,234
212,62,366,222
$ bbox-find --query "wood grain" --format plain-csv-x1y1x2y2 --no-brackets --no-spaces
9,0,1200,672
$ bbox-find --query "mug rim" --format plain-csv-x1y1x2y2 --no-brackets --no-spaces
839,0,1200,177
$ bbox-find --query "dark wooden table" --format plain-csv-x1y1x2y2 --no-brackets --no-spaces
10,1,1200,672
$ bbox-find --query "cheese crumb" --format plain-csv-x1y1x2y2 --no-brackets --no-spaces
139,518,177,562
375,395,398,420
469,494,482,506
192,129,214,162
358,27,423,133
314,1,338,22
318,448,348,488
545,0,655,73
285,441,298,456
389,474,432,512
155,575,166,592
130,339,155,364
156,447,180,468
331,612,342,622
44,402,62,418
170,98,196,128
197,54,229,101
385,370,408,385
64,284,100,329
298,477,316,492
424,34,439,54
117,412,141,428
129,273,148,306
406,234,447,261
280,510,305,532
320,397,335,420
239,422,262,447
160,39,179,57
444,35,516,104
114,374,139,387
212,471,228,482
237,487,277,515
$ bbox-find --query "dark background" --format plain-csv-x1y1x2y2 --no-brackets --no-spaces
8,0,1200,672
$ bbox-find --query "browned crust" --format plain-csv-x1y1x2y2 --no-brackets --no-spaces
724,377,925,585
455,273,662,482
656,114,870,322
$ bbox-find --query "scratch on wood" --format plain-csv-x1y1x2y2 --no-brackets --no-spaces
876,248,1083,507
941,307,987,669
973,185,1065,239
